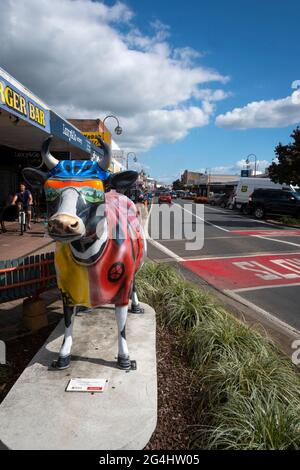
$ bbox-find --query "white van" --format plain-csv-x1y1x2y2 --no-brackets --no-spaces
235,177,291,212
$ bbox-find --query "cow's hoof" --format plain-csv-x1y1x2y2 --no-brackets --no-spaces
130,303,144,314
52,355,71,370
117,355,131,370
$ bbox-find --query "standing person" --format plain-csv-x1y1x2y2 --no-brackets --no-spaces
12,183,33,229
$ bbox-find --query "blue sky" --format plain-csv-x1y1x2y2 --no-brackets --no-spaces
1,0,299,183
122,0,300,181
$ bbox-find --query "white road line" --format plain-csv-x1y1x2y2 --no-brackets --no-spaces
230,282,300,293
175,203,230,232
224,289,300,337
194,235,246,240
148,238,184,262
254,235,300,248
205,204,293,228
205,206,228,214
146,202,184,262
153,235,246,242
181,251,300,262
148,202,300,337
147,203,300,337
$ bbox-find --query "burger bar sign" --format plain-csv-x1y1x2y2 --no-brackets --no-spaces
0,69,50,132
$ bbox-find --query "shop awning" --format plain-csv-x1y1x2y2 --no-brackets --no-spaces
0,67,103,160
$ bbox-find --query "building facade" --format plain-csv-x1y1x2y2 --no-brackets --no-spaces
0,67,104,207
181,170,204,186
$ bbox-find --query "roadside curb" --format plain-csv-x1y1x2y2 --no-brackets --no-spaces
177,262,300,359
266,219,300,229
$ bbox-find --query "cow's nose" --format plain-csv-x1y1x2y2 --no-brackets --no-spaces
48,214,82,236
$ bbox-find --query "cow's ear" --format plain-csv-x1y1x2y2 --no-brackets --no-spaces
22,168,48,189
110,171,138,190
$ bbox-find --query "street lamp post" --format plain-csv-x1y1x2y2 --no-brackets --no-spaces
245,153,257,176
101,115,122,140
205,168,211,196
126,152,137,170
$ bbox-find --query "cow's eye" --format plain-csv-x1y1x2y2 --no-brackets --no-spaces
80,187,104,203
45,187,60,201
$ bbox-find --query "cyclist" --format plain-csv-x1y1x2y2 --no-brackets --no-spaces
12,183,33,230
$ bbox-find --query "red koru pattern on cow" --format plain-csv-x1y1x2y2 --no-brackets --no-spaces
88,191,144,307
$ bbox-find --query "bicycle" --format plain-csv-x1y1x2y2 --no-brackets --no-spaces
18,206,26,235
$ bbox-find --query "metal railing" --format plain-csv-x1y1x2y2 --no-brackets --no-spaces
0,252,57,303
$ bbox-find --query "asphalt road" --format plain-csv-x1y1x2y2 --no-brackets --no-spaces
147,199,300,336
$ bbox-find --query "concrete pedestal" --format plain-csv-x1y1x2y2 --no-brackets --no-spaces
0,303,157,450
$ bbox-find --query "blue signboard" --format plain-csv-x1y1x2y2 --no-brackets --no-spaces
50,111,103,160
0,71,50,133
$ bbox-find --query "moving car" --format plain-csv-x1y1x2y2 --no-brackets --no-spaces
158,192,172,204
175,190,186,199
125,188,145,203
249,188,300,219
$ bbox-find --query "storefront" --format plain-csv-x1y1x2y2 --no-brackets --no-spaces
69,119,125,173
0,67,103,207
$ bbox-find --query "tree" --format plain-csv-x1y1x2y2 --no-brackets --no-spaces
268,127,300,185
172,179,184,190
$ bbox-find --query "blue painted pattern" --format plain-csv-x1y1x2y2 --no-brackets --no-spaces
49,160,110,181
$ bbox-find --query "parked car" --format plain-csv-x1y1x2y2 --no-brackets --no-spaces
208,193,226,206
216,194,230,208
175,190,186,199
234,177,294,213
249,188,300,219
158,192,172,204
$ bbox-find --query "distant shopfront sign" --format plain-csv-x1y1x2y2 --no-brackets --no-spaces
241,169,252,177
83,132,101,147
50,112,103,160
82,131,111,147
0,67,50,133
198,175,209,185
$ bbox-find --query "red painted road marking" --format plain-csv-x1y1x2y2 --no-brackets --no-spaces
230,229,300,237
182,254,300,290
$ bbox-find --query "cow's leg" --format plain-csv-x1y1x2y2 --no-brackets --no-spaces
130,280,144,314
115,305,131,370
53,305,76,370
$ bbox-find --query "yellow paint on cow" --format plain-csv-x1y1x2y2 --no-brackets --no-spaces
55,242,90,306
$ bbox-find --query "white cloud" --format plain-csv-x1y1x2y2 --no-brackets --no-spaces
197,158,271,175
0,0,228,151
216,89,300,129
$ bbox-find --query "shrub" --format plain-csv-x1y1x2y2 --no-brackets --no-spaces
194,196,208,204
137,261,300,449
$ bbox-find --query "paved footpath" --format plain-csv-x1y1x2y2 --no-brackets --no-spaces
0,221,54,261
0,221,57,339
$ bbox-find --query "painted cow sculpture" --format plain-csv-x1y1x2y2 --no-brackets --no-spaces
23,136,146,370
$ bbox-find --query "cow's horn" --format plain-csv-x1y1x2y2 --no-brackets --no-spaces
96,136,111,171
41,136,59,170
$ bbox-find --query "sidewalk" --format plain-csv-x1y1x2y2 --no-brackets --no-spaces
0,222,58,340
0,221,55,261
